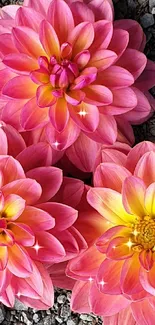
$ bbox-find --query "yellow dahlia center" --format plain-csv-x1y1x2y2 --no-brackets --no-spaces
132,216,155,251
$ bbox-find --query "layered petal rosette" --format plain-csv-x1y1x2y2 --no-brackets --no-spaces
0,0,154,151
66,143,155,325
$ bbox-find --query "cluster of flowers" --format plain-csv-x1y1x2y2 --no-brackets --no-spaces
0,0,155,323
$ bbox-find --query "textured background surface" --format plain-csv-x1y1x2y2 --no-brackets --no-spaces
0,0,155,324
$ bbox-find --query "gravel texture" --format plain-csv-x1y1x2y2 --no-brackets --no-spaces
0,0,155,323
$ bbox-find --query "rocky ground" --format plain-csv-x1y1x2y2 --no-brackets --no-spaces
0,0,155,324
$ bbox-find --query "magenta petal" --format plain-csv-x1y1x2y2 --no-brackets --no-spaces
70,2,95,25
1,99,26,131
90,20,113,52
103,87,137,115
69,102,99,132
131,300,155,325
49,98,69,132
135,59,155,92
71,280,91,313
2,76,37,99
0,285,15,308
116,49,147,80
0,128,8,155
98,66,134,89
3,53,38,74
84,85,113,106
0,33,18,57
15,7,44,32
8,244,33,278
87,0,114,21
109,29,129,59
21,97,49,130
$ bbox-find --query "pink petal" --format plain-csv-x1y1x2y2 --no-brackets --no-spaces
0,246,8,270
2,194,25,220
39,20,60,57
1,99,26,131
84,85,113,106
116,116,135,146
71,280,91,313
103,307,136,325
49,261,75,290
140,262,155,296
70,2,95,24
37,202,78,231
94,163,131,192
12,26,46,59
121,255,143,295
17,206,55,231
46,118,80,150
74,50,90,70
8,223,35,246
90,282,130,316
2,179,42,205
103,87,137,115
87,0,114,21
85,114,117,145
47,0,74,44
98,66,134,89
2,76,37,99
3,53,38,74
8,244,33,277
97,259,124,294
37,84,56,108
134,151,155,187
49,97,69,132
26,166,62,203
126,141,155,174
0,156,25,184
0,269,11,295
89,20,113,52
122,176,146,216
24,0,51,15
69,102,99,132
0,285,15,308
0,35,18,57
135,59,155,92
88,50,117,70
0,128,8,155
0,68,16,92
109,29,129,59
131,300,155,325
21,97,49,130
66,133,100,172
68,22,94,57
65,90,85,106
116,49,147,80
2,124,26,157
15,7,44,32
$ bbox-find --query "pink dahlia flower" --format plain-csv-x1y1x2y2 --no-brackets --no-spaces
66,142,155,325
0,0,154,151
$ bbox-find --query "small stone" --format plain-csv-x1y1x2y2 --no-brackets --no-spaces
55,316,64,324
57,295,66,304
140,13,155,28
43,316,53,325
67,320,77,325
80,314,89,321
0,308,5,323
33,314,40,323
14,299,29,311
67,292,71,302
21,312,33,325
87,316,94,321
149,0,155,12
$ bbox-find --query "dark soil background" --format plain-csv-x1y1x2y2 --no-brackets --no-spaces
0,0,155,324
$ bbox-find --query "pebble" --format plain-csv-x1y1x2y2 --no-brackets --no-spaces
67,320,77,325
149,0,155,13
57,295,66,304
55,316,64,324
0,308,5,323
21,312,33,325
80,314,90,321
33,313,40,323
14,299,29,311
140,13,155,28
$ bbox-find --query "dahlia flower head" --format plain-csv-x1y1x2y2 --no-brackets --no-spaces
0,124,87,309
66,141,155,325
0,0,155,151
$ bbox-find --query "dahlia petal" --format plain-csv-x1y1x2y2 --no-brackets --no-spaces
2,194,25,220
3,53,38,74
66,133,100,172
84,85,113,106
16,142,52,172
95,147,128,167
70,2,95,24
37,84,56,108
2,124,26,157
12,26,46,58
98,66,134,88
2,179,42,205
0,5,20,19
114,19,145,51
0,285,15,308
68,22,94,57
89,20,113,52
85,114,117,145
74,50,90,70
71,280,91,313
94,163,131,192
116,49,147,80
134,151,155,187
122,176,146,216
121,254,143,294
17,206,55,231
37,202,78,231
135,59,155,92
49,261,75,290
90,282,130,316
8,244,33,277
0,33,18,57
21,97,49,130
15,7,44,32
87,188,136,224
126,141,155,174
0,68,16,92
107,237,134,260
144,183,155,216
103,307,136,325
65,90,85,106
0,128,8,155
49,97,69,132
88,49,117,70
122,87,151,124
46,118,80,150
109,29,129,59
1,100,26,131
8,223,35,247
140,262,155,296
0,269,11,295
131,300,155,325
0,247,8,270
97,259,124,294
139,249,154,272
47,0,74,44
24,0,51,15
87,0,113,21
69,102,99,132
29,231,66,262
67,246,103,281
2,76,37,99
116,116,135,146
103,87,137,115
26,166,62,203
39,20,60,58
0,156,25,184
